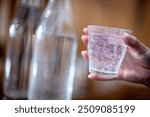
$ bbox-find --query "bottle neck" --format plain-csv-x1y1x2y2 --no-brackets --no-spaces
46,0,61,8
38,0,75,36
20,0,42,8
46,0,72,11
44,0,73,19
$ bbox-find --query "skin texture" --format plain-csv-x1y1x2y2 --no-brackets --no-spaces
81,27,150,87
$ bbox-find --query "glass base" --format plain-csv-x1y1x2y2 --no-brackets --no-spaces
89,69,118,78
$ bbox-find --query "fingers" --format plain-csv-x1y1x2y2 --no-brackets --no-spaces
81,27,89,61
81,35,88,45
83,27,88,34
81,27,88,45
123,33,148,56
81,50,89,61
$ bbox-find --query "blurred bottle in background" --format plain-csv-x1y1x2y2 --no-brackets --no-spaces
3,0,42,99
28,0,77,100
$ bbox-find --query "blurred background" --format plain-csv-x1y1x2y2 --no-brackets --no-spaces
0,0,150,99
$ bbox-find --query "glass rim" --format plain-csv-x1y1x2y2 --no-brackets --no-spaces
88,25,133,33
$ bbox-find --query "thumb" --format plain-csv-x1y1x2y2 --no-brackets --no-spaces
123,33,150,68
123,33,148,56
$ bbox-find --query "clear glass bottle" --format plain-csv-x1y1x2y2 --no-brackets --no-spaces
3,0,42,99
28,0,77,100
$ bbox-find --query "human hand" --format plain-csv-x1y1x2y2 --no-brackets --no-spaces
81,27,150,87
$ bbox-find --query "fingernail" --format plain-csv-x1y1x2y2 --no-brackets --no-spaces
81,35,84,40
88,74,95,79
81,51,84,56
88,74,92,79
83,28,87,32
123,33,130,38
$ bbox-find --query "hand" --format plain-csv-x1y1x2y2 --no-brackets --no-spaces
81,27,150,87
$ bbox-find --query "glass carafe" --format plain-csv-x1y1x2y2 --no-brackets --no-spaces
3,0,42,99
28,0,77,100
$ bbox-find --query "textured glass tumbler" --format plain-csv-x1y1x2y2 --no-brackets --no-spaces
88,25,132,78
